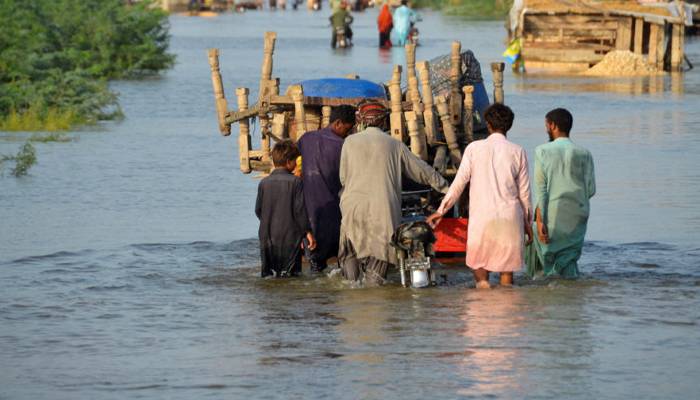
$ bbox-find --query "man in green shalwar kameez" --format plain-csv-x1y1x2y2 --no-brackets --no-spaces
526,108,596,278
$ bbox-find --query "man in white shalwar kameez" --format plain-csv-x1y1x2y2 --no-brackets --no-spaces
428,103,533,288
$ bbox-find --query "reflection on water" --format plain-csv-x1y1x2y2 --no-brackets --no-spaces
1,8,700,400
456,290,524,396
513,73,684,96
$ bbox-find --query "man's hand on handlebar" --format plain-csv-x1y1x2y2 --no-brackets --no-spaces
426,212,443,229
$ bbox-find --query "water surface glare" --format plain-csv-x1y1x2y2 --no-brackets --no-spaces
1,9,700,400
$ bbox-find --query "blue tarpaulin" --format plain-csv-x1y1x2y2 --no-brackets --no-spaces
297,78,387,99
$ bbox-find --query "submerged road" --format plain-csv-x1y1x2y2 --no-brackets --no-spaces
1,8,699,399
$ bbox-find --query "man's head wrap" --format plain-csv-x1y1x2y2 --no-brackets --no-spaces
356,99,389,128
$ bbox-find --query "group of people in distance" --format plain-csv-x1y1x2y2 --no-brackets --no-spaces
255,100,596,288
377,0,419,48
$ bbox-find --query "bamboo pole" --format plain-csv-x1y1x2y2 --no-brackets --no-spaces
490,62,505,104
405,111,428,160
389,65,405,142
207,48,231,136
450,41,462,126
417,61,437,145
462,85,474,144
634,18,644,55
436,95,461,167
322,106,331,127
290,85,307,140
236,88,252,174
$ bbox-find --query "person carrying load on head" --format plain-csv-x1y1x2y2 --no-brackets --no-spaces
255,140,316,278
377,3,393,49
392,0,417,46
297,105,356,273
338,100,449,286
330,0,354,48
525,108,596,279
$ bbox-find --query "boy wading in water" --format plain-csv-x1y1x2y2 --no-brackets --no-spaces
255,140,316,277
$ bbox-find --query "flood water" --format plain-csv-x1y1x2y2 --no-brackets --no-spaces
2,8,700,399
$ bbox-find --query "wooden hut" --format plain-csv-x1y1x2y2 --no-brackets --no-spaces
509,0,691,72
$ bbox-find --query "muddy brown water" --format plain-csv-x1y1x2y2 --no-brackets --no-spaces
1,9,699,399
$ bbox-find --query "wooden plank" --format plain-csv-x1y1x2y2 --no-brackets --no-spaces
616,17,633,50
524,41,612,50
521,47,605,63
524,10,683,25
523,60,591,73
634,18,644,54
525,14,619,29
526,29,617,40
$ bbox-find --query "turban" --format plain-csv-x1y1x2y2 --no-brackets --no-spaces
356,100,389,127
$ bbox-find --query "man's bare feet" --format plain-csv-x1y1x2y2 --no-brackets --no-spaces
475,280,491,289
499,272,514,287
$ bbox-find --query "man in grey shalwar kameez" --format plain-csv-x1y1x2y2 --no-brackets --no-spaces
338,100,449,286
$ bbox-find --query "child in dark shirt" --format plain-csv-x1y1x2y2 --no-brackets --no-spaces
255,140,316,277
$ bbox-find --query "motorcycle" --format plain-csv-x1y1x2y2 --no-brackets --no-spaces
391,190,438,288
335,26,349,48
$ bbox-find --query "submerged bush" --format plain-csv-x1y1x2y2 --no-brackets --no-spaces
0,0,175,131
0,142,37,177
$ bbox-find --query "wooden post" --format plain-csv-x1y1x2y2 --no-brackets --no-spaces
490,62,505,104
432,146,448,175
405,111,428,160
322,106,332,127
404,55,428,152
648,23,659,67
236,88,252,174
462,85,474,144
616,17,633,51
207,49,231,136
290,85,307,140
417,61,437,145
405,43,417,86
450,41,462,126
657,22,666,71
259,32,277,161
389,65,405,142
436,95,461,167
271,113,287,139
634,18,644,55
671,23,682,71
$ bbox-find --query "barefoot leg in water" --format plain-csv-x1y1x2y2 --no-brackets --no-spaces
472,268,491,289
499,272,514,287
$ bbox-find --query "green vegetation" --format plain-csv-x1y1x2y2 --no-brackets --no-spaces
0,0,175,131
0,142,37,177
414,0,513,19
28,132,74,143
